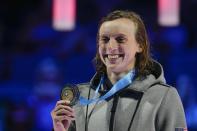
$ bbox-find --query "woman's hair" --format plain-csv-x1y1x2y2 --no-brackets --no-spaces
94,10,153,77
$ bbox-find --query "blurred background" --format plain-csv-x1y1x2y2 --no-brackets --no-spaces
0,0,197,130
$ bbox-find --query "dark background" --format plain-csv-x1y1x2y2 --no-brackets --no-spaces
0,0,197,130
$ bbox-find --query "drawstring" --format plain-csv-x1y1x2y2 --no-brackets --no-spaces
127,92,143,131
109,95,119,131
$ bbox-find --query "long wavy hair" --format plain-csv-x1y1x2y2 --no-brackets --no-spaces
93,10,153,77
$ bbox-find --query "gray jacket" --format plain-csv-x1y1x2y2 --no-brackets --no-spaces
70,61,187,131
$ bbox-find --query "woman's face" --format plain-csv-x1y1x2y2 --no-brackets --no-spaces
98,18,142,74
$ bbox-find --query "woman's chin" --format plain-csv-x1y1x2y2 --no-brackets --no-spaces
106,65,122,73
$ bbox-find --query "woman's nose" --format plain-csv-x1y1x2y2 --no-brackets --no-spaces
108,39,118,52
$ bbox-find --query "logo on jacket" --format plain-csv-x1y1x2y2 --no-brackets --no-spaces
175,127,187,131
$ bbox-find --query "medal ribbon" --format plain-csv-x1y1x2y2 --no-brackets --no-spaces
79,69,135,106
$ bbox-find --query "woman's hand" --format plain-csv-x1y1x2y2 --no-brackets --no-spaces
51,100,75,131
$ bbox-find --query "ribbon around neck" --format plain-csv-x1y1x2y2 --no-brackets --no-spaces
79,69,135,106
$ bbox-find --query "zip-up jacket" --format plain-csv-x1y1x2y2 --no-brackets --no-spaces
69,61,187,131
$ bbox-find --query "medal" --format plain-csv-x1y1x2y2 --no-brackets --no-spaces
61,84,80,106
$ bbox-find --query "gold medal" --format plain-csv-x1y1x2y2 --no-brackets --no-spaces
61,84,79,106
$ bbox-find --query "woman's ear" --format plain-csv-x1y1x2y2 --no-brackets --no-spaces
137,44,142,53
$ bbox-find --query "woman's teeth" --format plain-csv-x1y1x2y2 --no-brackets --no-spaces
108,55,119,59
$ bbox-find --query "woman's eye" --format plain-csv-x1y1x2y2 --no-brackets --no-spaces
116,37,125,43
101,37,110,44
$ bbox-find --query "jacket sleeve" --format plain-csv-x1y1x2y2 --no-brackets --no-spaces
68,121,76,131
156,87,187,131
52,121,76,131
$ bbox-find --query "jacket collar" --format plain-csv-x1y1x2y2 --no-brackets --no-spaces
90,60,166,93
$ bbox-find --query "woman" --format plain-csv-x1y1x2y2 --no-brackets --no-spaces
51,10,187,131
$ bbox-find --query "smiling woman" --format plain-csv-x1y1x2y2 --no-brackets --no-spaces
51,10,187,131
98,18,142,83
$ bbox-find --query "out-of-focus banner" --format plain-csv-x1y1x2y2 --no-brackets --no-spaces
52,0,76,31
158,0,180,26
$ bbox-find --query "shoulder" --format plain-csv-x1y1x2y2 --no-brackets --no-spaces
144,83,182,108
150,83,180,101
146,83,173,98
146,83,183,108
154,85,187,130
151,84,185,118
158,85,182,108
77,82,91,89
149,82,179,95
76,82,91,92
76,82,94,98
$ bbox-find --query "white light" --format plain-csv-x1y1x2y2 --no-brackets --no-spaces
52,0,76,31
158,0,180,26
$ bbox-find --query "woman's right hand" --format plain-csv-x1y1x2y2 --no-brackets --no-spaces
51,100,75,131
